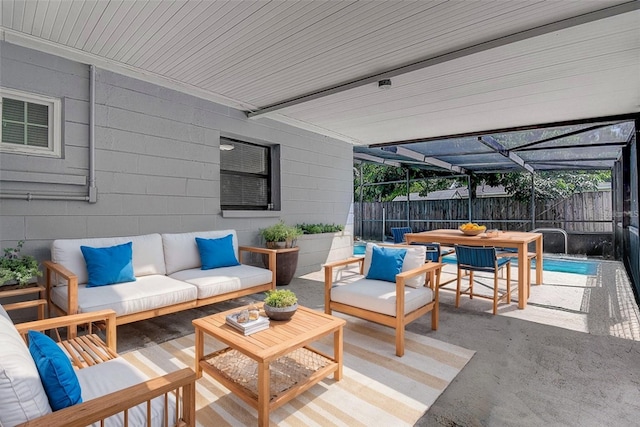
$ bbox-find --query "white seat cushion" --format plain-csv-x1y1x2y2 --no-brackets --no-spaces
169,264,272,299
0,314,52,426
50,275,197,316
330,277,435,317
76,358,176,427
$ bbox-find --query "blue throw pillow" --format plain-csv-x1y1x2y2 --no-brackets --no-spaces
80,242,136,287
28,330,82,411
366,246,407,282
196,235,240,270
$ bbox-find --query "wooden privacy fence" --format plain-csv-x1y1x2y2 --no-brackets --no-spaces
355,191,612,240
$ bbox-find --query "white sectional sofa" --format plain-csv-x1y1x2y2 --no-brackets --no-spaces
44,229,276,325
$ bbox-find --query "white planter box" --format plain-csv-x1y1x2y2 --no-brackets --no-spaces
295,232,353,276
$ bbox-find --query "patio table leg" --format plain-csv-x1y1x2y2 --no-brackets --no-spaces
195,328,203,378
334,326,343,380
517,243,527,309
535,235,544,285
257,361,270,427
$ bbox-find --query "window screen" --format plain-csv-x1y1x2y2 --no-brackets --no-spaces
2,97,49,148
220,138,271,210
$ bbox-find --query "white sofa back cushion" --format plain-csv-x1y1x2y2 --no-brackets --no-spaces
51,234,166,285
0,309,52,426
162,230,240,275
363,242,427,288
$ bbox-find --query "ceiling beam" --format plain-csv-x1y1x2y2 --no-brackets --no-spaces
353,153,401,168
478,136,535,173
518,141,628,152
371,113,639,148
513,123,620,151
247,2,640,118
382,146,467,174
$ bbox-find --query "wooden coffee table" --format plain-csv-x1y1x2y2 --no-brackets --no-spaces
193,304,346,427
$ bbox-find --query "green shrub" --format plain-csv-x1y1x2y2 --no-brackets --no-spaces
0,241,42,287
296,223,344,234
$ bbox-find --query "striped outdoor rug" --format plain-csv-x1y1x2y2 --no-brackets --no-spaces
121,314,474,426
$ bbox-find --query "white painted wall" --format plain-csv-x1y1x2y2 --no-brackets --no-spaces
0,42,354,273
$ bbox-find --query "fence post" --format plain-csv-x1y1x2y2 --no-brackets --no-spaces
531,173,536,230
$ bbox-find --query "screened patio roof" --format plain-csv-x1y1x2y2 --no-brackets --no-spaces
354,118,636,174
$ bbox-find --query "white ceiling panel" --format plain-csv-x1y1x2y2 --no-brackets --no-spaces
0,0,637,147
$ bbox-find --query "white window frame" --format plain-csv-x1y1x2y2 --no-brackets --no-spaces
0,87,62,158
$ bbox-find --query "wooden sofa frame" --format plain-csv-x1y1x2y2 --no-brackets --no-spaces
44,246,276,327
324,256,442,357
8,308,197,427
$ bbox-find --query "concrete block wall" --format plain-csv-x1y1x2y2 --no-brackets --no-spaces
0,42,354,273
296,232,353,276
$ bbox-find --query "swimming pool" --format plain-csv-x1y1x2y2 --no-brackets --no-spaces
353,245,599,275
440,254,599,275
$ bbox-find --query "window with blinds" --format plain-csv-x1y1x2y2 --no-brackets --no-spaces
0,88,61,157
220,138,273,210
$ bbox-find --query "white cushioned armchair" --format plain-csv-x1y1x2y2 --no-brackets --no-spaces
0,305,196,427
324,243,442,357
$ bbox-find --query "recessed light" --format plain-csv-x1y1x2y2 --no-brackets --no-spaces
378,79,392,90
220,144,235,151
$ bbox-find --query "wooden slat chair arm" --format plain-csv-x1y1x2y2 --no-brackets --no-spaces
15,309,118,360
238,246,278,288
17,368,197,427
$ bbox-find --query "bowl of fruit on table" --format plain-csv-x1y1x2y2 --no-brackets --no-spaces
459,223,487,236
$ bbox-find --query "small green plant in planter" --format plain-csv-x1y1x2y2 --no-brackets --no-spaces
0,240,42,288
297,223,344,234
259,221,303,249
264,289,298,307
263,289,298,320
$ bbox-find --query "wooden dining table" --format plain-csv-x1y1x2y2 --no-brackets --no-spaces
405,229,543,309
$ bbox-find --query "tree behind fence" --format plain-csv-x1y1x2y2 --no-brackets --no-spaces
355,191,612,240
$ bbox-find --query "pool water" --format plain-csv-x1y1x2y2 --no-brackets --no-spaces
352,245,599,275
354,244,366,255
439,255,599,275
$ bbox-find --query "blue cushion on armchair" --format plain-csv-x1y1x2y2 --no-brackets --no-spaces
366,246,407,282
28,330,82,411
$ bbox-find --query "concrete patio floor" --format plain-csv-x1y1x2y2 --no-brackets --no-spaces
117,258,640,426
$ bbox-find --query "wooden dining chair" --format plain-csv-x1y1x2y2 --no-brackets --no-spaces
454,245,512,315
411,242,455,288
495,247,537,291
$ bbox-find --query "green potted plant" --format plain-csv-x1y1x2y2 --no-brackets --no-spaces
259,221,302,249
259,221,303,286
263,289,298,320
0,240,42,288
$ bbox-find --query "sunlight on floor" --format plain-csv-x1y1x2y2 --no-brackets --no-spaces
313,259,640,342
438,261,640,341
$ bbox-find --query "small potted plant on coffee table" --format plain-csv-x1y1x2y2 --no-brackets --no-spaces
263,289,298,320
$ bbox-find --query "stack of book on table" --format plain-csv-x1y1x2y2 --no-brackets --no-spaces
225,312,270,335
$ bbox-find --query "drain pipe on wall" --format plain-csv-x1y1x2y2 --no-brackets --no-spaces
0,64,97,203
88,64,97,203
